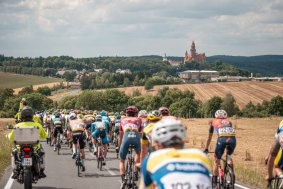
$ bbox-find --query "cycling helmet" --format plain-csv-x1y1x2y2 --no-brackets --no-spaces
69,113,77,120
215,110,227,119
88,110,93,115
152,118,186,146
126,106,138,116
100,110,107,116
54,111,60,117
96,115,102,121
21,106,34,120
159,107,169,116
120,111,125,116
147,110,162,121
114,112,119,117
138,110,148,118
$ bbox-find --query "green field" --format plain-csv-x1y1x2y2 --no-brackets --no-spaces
0,72,63,89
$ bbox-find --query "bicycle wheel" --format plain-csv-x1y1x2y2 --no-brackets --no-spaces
224,165,235,189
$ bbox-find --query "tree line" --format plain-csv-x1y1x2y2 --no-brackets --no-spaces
58,87,283,118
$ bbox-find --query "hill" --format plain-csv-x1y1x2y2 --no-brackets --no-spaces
0,71,63,89
207,55,283,76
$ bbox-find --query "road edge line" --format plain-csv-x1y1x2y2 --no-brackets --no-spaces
4,173,13,189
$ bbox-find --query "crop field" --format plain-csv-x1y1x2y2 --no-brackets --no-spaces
113,81,283,108
183,117,283,188
0,72,63,90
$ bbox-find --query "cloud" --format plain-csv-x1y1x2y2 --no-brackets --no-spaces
0,0,283,57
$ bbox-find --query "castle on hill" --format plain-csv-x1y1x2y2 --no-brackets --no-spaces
184,41,206,64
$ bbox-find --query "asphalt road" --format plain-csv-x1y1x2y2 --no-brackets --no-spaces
1,140,252,189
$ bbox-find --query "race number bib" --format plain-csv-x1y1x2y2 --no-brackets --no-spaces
123,123,138,132
218,127,235,136
161,172,210,189
127,131,136,138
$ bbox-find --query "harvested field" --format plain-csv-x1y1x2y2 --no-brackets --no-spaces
183,117,283,188
111,81,283,108
13,82,67,95
0,71,63,90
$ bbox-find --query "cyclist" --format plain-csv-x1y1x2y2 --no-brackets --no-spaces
68,112,86,171
267,120,283,182
138,110,148,129
114,115,121,153
204,109,236,188
91,115,109,165
140,118,211,189
51,111,64,151
140,110,162,161
8,106,48,179
84,110,96,150
119,106,142,187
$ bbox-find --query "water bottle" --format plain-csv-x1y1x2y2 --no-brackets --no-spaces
220,167,224,180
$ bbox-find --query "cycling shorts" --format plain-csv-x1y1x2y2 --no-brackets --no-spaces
275,148,283,168
215,136,236,159
114,126,120,134
72,131,85,149
92,130,109,145
53,126,63,138
119,131,140,160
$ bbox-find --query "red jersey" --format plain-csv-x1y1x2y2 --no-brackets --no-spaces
120,116,142,133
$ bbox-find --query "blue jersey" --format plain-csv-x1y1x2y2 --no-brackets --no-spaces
91,121,107,133
140,148,211,189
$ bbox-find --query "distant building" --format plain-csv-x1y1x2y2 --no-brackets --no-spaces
163,53,181,67
184,41,206,64
116,69,132,74
179,70,219,82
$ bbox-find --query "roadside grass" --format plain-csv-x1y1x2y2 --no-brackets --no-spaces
0,132,12,177
235,164,266,188
0,71,62,89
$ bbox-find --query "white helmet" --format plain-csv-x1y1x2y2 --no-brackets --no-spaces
69,113,77,120
138,110,148,118
152,118,186,146
215,110,227,119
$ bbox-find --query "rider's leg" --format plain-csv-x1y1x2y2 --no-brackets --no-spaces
53,129,57,151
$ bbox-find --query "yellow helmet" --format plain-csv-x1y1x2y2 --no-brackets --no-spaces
147,110,162,121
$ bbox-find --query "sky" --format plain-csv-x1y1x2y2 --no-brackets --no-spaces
0,0,283,57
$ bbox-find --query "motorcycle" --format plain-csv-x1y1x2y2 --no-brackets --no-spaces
11,126,44,189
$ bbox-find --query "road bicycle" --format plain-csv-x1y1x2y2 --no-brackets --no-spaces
268,176,283,189
217,154,235,189
73,132,84,177
113,132,119,158
96,137,105,171
55,126,61,155
121,144,138,189
207,152,235,189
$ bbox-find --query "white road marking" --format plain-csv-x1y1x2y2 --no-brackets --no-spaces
234,183,250,189
106,167,117,176
4,173,14,189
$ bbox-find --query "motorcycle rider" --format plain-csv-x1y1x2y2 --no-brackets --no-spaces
8,106,48,179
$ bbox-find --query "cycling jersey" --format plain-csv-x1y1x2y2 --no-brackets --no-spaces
69,119,85,132
102,116,111,132
52,117,63,137
209,118,236,159
140,148,211,189
141,123,157,151
119,116,142,160
91,121,109,144
210,118,236,137
273,120,283,167
114,120,121,133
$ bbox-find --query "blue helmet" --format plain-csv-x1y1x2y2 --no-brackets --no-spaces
100,110,107,116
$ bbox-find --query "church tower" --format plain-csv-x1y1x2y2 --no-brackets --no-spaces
190,41,196,57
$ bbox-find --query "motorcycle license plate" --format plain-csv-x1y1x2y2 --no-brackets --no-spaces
22,158,32,166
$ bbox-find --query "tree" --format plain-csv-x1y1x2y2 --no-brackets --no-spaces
63,71,76,82
205,96,223,117
268,96,283,116
0,88,14,109
169,97,199,118
37,86,52,96
144,79,154,90
221,93,239,117
18,85,33,95
80,76,91,90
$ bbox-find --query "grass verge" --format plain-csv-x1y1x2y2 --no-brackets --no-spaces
0,132,12,178
235,164,266,189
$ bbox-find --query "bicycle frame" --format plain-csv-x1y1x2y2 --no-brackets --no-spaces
74,135,82,177
124,145,137,189
219,154,235,189
97,137,104,171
